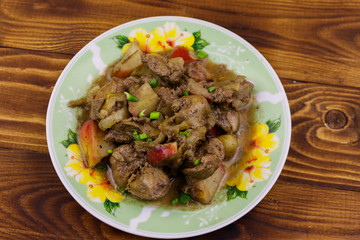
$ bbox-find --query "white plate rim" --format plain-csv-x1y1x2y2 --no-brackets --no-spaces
46,16,291,239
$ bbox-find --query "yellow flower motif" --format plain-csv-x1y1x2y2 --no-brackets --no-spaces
65,144,93,184
123,22,195,54
124,27,165,53
226,122,280,191
227,148,272,191
152,22,195,50
65,143,123,203
249,123,279,154
86,169,123,203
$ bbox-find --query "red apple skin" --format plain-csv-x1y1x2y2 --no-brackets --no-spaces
147,142,177,166
170,47,196,64
78,120,114,168
113,69,132,78
206,126,217,138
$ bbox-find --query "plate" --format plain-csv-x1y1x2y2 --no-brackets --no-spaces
46,16,291,238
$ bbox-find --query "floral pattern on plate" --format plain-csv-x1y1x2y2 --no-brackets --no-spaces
47,16,291,238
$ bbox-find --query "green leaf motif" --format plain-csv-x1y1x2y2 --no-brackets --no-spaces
266,117,281,133
113,35,130,49
60,129,78,148
192,31,210,51
226,185,248,201
104,199,120,215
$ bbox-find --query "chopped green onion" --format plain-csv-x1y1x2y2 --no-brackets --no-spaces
117,186,125,194
146,138,152,142
171,198,179,205
194,158,201,166
179,192,191,204
179,130,190,137
139,132,148,140
107,149,113,154
183,91,189,96
139,109,146,118
150,111,160,120
149,77,159,88
208,86,216,93
133,131,141,141
124,91,138,102
196,50,208,59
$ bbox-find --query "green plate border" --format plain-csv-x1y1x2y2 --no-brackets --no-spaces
46,16,291,238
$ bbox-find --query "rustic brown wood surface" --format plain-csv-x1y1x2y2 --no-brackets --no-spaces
0,0,359,239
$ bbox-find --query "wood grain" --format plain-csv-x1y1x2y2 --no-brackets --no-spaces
1,0,360,88
0,148,358,239
0,48,69,153
283,79,360,191
0,48,359,238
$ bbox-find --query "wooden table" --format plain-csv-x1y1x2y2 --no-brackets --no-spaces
1,0,359,239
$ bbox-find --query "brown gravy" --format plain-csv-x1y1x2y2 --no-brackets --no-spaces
72,54,255,206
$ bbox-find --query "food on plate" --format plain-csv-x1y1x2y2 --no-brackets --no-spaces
78,119,115,168
69,40,254,205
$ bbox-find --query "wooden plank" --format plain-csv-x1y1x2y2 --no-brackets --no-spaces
237,179,360,239
282,79,360,190
1,0,359,239
0,148,358,239
1,0,360,87
0,48,69,153
0,148,92,239
0,48,359,187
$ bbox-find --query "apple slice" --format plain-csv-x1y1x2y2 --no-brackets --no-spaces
147,142,177,166
170,46,197,64
113,41,143,78
78,120,115,168
183,164,225,204
128,82,158,117
217,134,238,161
